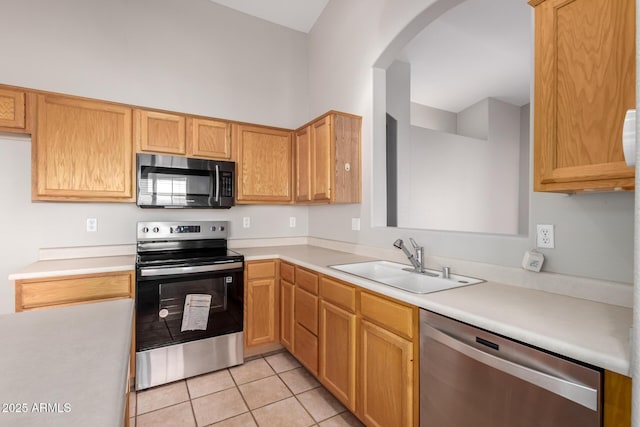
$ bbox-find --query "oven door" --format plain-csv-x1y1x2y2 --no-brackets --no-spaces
136,263,243,352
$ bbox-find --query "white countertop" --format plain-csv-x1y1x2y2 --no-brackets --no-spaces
0,299,133,427
238,245,633,376
8,255,135,281
8,245,632,376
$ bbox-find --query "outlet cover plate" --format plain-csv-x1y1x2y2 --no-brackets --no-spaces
351,218,361,231
536,224,554,249
242,217,251,228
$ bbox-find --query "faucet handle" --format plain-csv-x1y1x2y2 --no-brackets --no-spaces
409,238,421,250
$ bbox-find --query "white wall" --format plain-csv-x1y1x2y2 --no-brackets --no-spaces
0,0,311,314
404,98,521,234
410,103,457,133
306,0,634,285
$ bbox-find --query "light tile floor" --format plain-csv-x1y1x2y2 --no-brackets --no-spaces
130,351,365,427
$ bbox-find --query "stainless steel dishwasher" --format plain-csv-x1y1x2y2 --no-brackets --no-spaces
420,309,602,427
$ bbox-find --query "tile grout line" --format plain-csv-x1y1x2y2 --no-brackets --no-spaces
184,379,198,427
230,357,262,426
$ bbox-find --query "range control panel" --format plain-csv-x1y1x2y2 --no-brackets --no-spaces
137,221,229,241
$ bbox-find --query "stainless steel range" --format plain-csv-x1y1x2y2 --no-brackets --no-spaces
135,221,244,391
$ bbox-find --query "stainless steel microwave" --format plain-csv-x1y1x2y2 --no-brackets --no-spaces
136,154,235,208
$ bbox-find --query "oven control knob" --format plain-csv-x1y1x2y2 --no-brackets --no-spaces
142,227,149,233
153,227,160,233
210,226,217,232
220,226,225,231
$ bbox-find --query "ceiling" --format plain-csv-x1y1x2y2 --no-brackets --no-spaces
398,0,532,113
207,0,329,33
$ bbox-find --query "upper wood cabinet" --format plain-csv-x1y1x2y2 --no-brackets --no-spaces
295,112,362,204
234,123,293,203
0,88,30,133
530,0,636,192
135,109,186,155
135,110,232,160
187,117,232,160
34,94,134,201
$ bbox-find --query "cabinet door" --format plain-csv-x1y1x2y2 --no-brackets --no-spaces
311,116,332,201
532,0,635,192
245,278,277,348
135,109,186,155
295,287,318,335
280,279,295,352
359,319,413,427
295,125,312,202
604,370,631,427
187,117,232,160
319,300,356,411
0,88,25,130
235,124,293,203
333,113,362,203
34,95,134,201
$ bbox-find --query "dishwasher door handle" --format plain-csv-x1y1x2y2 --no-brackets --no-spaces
423,323,599,411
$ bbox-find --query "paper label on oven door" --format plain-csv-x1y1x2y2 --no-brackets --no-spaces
180,294,212,332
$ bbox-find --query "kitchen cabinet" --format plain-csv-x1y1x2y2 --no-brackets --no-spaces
245,260,279,350
359,291,417,427
279,262,295,352
318,277,357,411
604,370,631,427
135,109,232,160
294,111,362,203
529,0,636,192
0,87,34,134
187,117,232,160
135,109,186,155
34,94,134,201
14,271,134,312
234,123,293,203
292,266,319,374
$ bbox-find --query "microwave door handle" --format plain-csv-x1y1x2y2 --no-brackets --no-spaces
215,164,220,202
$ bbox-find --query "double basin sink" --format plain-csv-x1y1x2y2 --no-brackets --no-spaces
330,260,483,294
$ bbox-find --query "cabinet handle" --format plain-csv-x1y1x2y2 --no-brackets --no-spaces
622,109,636,167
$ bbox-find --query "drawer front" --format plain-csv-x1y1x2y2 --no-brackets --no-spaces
360,291,414,339
246,260,276,280
294,322,318,375
17,272,133,310
296,267,319,294
280,262,295,283
320,277,356,312
295,287,318,334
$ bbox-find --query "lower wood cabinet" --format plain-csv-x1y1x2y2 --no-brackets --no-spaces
359,318,414,427
279,262,295,352
244,260,279,350
604,370,632,427
292,266,320,375
319,299,357,411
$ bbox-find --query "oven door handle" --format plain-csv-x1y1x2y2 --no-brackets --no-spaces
139,262,243,277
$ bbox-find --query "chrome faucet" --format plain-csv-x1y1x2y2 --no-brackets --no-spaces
393,238,425,273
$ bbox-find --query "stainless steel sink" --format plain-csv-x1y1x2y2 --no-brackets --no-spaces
329,260,483,294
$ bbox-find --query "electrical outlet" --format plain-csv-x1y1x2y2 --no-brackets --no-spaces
86,218,97,232
351,218,361,231
289,217,296,228
242,217,251,228
536,224,554,249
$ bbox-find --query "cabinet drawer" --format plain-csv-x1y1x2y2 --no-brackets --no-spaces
294,322,318,375
360,291,414,339
246,260,276,280
295,287,318,334
16,272,133,311
296,267,318,294
280,262,295,283
320,277,356,312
